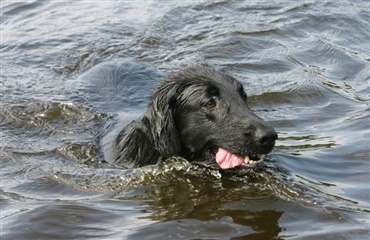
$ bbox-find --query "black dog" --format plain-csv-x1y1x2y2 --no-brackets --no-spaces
115,65,277,169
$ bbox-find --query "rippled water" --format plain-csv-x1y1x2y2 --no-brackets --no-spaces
1,0,369,239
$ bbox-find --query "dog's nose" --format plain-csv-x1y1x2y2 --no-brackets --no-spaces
255,127,278,153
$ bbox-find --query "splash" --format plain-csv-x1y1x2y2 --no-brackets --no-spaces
51,157,223,192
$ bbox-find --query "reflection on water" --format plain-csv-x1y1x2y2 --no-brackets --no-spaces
1,0,370,239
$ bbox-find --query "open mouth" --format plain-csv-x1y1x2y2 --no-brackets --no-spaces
215,148,263,169
242,155,264,168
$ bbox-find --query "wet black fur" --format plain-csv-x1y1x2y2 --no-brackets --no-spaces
115,65,277,168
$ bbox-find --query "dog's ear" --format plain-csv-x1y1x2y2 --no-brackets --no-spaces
147,81,181,157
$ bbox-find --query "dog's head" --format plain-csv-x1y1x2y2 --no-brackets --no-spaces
148,65,277,169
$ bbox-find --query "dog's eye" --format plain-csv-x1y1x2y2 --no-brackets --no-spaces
205,99,217,108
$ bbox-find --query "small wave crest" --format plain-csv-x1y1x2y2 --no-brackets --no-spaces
51,157,223,192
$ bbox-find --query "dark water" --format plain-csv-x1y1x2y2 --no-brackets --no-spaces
1,0,369,239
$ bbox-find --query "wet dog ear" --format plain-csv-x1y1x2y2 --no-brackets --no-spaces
147,81,181,157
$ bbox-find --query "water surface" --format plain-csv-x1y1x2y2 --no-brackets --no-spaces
1,0,369,239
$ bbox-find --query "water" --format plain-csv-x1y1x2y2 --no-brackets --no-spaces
1,0,369,239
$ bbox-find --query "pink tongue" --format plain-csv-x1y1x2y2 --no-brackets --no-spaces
215,148,244,169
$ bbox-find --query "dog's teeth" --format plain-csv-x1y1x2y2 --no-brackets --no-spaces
244,156,250,163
